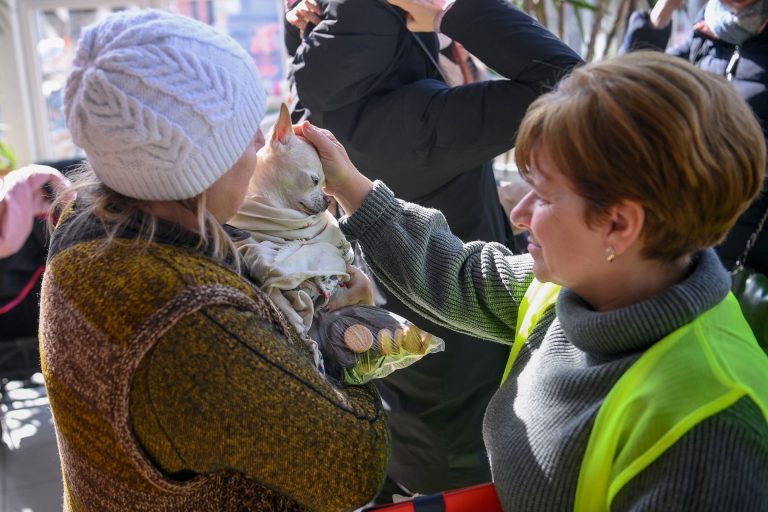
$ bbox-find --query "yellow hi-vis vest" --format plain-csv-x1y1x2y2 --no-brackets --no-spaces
501,279,768,512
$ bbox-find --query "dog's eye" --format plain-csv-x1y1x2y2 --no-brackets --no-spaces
311,175,320,186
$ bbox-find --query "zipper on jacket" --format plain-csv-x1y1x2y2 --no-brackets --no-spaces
726,45,741,82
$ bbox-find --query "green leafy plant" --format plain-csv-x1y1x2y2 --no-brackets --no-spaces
0,139,16,174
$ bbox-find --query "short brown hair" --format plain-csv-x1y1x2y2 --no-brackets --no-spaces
515,51,766,261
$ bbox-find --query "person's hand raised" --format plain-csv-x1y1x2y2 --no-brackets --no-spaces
388,0,446,32
294,122,373,215
2,165,73,217
0,165,73,258
286,0,322,38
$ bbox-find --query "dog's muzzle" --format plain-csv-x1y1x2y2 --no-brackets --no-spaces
302,194,333,215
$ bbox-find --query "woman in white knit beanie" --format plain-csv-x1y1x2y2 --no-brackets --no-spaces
39,10,389,511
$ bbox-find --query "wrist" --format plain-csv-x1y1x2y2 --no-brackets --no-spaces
335,172,374,216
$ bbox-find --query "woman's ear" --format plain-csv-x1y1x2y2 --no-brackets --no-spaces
605,199,645,257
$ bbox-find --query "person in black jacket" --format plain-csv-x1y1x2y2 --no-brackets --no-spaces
621,0,768,274
0,165,70,378
284,0,581,499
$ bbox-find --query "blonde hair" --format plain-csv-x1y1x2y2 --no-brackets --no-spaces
51,163,241,273
515,51,766,262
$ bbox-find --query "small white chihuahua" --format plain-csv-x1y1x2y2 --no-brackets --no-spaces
230,104,357,370
245,104,331,216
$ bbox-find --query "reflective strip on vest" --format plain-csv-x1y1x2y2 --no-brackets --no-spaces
500,279,560,386
574,292,768,511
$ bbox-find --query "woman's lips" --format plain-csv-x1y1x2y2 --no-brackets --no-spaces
527,234,541,254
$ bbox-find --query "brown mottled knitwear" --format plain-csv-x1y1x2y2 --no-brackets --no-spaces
39,212,389,512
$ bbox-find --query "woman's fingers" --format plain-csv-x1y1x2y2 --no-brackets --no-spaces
300,11,321,26
326,266,374,312
287,0,323,36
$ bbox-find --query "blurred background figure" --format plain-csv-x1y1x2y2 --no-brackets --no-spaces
0,165,69,346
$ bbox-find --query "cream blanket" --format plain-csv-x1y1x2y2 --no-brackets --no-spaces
230,193,354,340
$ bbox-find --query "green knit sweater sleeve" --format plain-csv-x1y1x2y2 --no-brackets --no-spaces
130,304,389,512
340,181,532,344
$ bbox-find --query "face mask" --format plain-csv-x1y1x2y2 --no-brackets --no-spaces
704,0,768,45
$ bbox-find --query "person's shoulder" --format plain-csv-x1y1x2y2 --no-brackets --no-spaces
48,237,259,324
743,28,768,53
131,243,265,313
671,395,768,467
712,395,768,438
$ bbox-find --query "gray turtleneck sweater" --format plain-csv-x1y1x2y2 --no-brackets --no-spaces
340,182,768,511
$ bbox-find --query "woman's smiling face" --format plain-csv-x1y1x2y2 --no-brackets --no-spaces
511,147,610,291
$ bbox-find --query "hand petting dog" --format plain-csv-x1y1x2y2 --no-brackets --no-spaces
296,122,373,216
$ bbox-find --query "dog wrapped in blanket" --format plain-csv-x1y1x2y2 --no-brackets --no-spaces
230,105,442,383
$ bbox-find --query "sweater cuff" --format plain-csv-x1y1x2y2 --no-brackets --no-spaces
339,181,400,242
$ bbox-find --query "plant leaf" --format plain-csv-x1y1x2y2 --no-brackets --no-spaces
566,0,599,11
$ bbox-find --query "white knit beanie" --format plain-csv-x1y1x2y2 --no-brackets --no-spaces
64,10,267,200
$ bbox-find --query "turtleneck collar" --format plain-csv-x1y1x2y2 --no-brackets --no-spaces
557,249,731,356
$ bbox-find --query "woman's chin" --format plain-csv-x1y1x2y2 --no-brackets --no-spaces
531,262,549,283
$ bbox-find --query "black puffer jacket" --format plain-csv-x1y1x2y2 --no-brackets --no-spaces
622,9,768,273
285,0,581,494
0,220,47,342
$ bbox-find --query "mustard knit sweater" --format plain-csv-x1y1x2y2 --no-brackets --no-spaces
40,214,389,511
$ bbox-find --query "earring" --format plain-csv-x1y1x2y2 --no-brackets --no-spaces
606,247,616,263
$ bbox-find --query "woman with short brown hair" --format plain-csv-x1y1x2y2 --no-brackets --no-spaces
302,26,768,511
515,51,765,262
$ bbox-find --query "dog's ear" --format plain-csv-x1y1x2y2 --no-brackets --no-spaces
270,103,293,146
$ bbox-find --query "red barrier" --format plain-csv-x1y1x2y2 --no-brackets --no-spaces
365,482,502,512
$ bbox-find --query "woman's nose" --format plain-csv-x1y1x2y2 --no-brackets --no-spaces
510,191,534,232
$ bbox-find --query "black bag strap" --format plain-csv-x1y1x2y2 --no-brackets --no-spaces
734,199,768,271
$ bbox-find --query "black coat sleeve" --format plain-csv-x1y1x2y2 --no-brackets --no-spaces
619,9,696,59
441,0,581,93
291,0,407,113
620,10,673,53
290,0,582,196
284,17,302,58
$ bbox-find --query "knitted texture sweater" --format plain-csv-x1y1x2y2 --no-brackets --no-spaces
40,214,389,511
340,182,768,511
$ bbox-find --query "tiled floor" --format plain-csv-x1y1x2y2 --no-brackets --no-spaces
0,376,63,512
